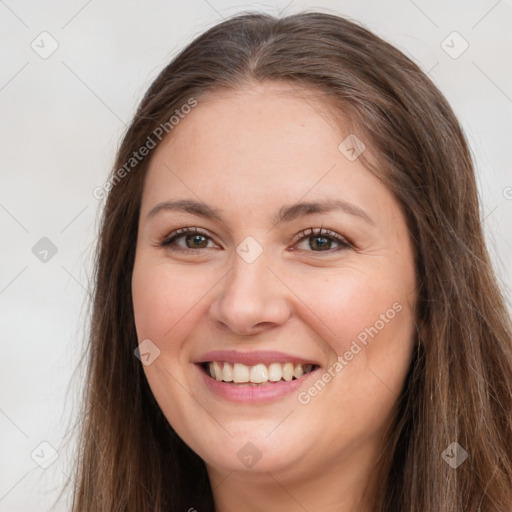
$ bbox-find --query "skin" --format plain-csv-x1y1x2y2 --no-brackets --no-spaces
132,81,418,512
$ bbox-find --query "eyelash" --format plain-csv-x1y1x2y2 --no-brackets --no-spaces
159,226,352,255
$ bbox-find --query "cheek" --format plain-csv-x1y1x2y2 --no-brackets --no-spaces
290,269,406,344
131,259,208,435
287,267,416,389
131,259,210,342
289,270,415,438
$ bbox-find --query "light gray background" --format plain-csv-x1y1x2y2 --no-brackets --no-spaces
1,1,511,510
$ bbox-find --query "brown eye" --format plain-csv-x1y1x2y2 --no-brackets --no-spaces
182,234,209,248
161,227,216,251
294,227,351,253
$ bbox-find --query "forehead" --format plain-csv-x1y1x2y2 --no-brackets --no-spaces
141,82,389,222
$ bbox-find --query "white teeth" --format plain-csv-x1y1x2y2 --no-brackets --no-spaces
282,362,294,382
207,361,315,384
213,361,222,381
222,362,233,382
249,364,269,383
293,363,304,379
268,362,282,381
233,363,250,383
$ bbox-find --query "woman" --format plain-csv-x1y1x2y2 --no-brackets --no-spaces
71,11,512,512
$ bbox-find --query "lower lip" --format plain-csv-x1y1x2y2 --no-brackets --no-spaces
197,364,320,403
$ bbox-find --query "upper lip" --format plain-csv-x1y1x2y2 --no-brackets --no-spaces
194,350,321,367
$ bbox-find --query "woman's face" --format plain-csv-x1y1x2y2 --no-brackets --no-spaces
132,82,418,488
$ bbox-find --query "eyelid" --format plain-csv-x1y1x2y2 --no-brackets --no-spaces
160,225,353,253
291,226,352,249
161,226,218,248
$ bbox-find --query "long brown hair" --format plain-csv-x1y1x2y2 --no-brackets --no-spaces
70,11,512,511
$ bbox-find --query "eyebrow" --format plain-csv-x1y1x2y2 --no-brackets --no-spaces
147,198,374,225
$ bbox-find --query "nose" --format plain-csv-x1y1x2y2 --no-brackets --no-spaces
208,249,292,337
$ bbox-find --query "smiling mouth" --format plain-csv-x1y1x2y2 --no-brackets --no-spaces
200,361,319,386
